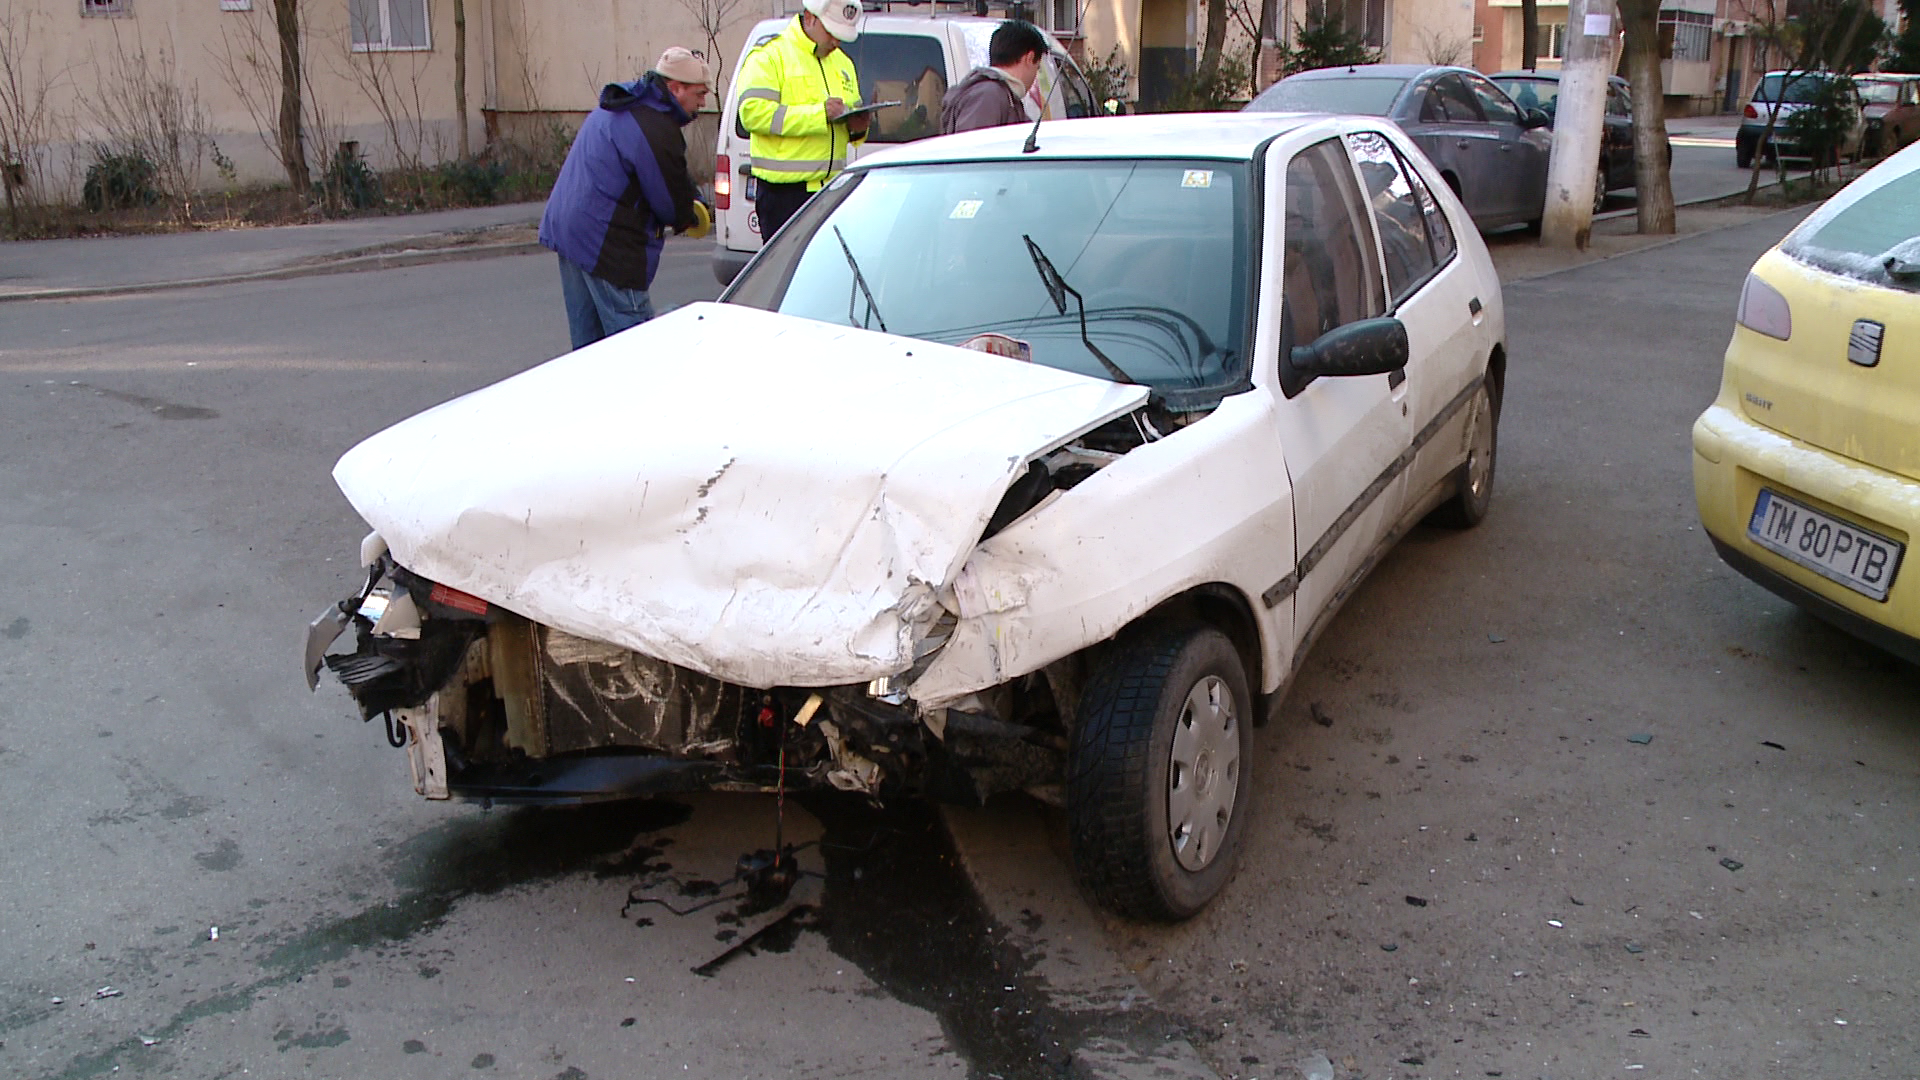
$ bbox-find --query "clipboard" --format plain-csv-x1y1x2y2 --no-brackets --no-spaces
835,100,903,121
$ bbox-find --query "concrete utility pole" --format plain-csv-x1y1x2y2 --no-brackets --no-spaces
1541,0,1615,248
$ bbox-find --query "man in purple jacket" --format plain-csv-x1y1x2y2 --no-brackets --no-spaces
540,48,711,349
939,20,1049,135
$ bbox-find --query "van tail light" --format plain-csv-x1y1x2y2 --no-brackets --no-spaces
1744,103,1759,119
1736,272,1791,341
714,155,731,210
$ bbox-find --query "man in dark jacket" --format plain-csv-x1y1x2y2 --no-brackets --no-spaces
540,48,710,349
940,20,1049,135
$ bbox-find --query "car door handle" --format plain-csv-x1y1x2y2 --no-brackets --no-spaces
1499,142,1513,151
1455,139,1471,149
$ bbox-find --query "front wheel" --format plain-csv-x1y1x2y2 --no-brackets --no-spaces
1068,624,1252,921
1591,160,1610,215
1428,379,1499,529
1735,137,1754,170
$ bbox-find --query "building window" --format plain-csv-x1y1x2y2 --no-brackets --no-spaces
1311,0,1388,49
1471,23,1485,43
1046,0,1081,37
220,0,252,10
351,0,431,52
82,0,129,15
1660,10,1712,62
1543,21,1567,59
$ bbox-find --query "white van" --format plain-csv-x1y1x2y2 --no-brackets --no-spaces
711,11,1099,284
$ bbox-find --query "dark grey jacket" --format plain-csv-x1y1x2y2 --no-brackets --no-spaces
940,68,1029,134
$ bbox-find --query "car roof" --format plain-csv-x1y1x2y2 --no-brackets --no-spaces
854,112,1339,168
1285,63,1449,80
1491,70,1630,87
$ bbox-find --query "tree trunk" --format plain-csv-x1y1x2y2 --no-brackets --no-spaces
1199,0,1231,79
1522,0,1539,70
1618,0,1673,233
273,0,309,195
453,0,469,158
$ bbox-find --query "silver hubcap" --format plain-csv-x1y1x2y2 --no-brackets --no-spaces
1465,389,1494,500
1167,675,1240,872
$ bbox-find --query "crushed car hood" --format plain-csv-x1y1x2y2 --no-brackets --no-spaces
333,302,1148,688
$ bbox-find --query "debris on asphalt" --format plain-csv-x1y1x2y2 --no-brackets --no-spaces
50,997,62,1005
1625,943,1645,954
93,986,121,1000
1720,857,1744,872
1466,832,1478,842
1626,733,1653,745
1310,702,1334,727
1547,919,1564,928
1381,942,1398,952
1569,896,1584,906
1629,1028,1651,1038
209,926,219,941
1761,741,1785,750
1689,910,1703,919
1299,1051,1335,1080
138,1036,159,1047
1487,633,1506,643
1400,1055,1425,1065
1405,895,1429,907
1835,1018,1849,1026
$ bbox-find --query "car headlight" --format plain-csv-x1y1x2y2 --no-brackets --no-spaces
1735,272,1791,341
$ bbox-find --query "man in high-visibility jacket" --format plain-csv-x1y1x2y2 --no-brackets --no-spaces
736,0,869,241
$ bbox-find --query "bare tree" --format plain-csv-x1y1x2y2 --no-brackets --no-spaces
453,0,469,158
1199,0,1232,81
1417,26,1473,65
676,0,752,102
86,27,213,221
0,0,73,233
1618,0,1675,232
209,0,318,193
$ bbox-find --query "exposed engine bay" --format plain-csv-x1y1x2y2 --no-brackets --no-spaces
309,554,1076,806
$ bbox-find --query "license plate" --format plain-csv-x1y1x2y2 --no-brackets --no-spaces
745,176,759,201
1747,488,1904,601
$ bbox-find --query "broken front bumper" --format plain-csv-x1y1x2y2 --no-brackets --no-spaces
306,559,1066,806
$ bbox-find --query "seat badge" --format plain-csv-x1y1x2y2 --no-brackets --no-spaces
1847,319,1884,367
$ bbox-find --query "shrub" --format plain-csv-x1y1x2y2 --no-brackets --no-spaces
319,143,381,211
433,157,507,205
82,150,161,211
1286,10,1380,74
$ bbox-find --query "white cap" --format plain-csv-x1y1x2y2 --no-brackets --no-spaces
654,46,712,86
803,0,862,42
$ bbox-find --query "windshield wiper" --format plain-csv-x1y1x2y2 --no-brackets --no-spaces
1021,235,1136,385
833,225,887,332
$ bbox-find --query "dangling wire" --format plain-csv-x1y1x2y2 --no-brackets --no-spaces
382,711,407,748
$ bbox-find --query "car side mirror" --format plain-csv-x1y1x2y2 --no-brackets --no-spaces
1521,107,1551,129
1286,317,1409,393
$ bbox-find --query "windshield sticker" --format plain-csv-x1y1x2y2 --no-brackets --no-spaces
959,333,1033,362
950,199,984,219
1182,170,1214,189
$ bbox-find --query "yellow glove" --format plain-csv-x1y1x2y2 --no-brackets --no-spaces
684,200,713,240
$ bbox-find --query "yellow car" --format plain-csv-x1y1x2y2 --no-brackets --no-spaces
1693,146,1920,664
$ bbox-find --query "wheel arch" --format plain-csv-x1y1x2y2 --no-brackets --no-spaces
1487,342,1507,406
1135,583,1267,703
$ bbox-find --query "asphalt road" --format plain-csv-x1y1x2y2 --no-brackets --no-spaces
3,215,1916,1080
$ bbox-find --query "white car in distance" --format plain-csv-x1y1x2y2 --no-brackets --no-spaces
307,114,1508,921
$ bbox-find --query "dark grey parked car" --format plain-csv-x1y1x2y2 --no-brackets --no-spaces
1246,64,1552,231
1492,71,1657,214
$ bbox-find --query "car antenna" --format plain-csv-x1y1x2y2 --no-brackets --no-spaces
1021,107,1044,153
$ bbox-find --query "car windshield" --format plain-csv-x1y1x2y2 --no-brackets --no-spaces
1247,76,1407,116
1782,163,1920,291
1857,80,1901,104
1493,77,1558,114
1755,74,1833,104
725,160,1254,402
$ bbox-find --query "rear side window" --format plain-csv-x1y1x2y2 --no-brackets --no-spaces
1467,75,1520,125
840,33,948,143
1783,164,1920,291
1345,131,1440,306
1432,76,1485,122
1283,138,1384,349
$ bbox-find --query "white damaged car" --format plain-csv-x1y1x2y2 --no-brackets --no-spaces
306,114,1507,920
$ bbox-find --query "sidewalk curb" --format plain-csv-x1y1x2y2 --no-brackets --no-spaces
940,802,1223,1080
1509,204,1809,285
0,239,547,303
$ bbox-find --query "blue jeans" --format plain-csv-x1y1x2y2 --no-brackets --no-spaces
558,255,656,349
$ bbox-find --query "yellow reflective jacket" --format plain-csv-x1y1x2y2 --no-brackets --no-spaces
736,17,866,190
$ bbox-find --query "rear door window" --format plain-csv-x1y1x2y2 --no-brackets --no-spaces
1434,76,1485,123
840,33,949,142
1466,75,1520,126
1344,131,1439,306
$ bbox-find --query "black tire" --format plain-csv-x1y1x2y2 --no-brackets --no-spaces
1736,137,1754,170
1067,623,1252,922
1427,378,1499,529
